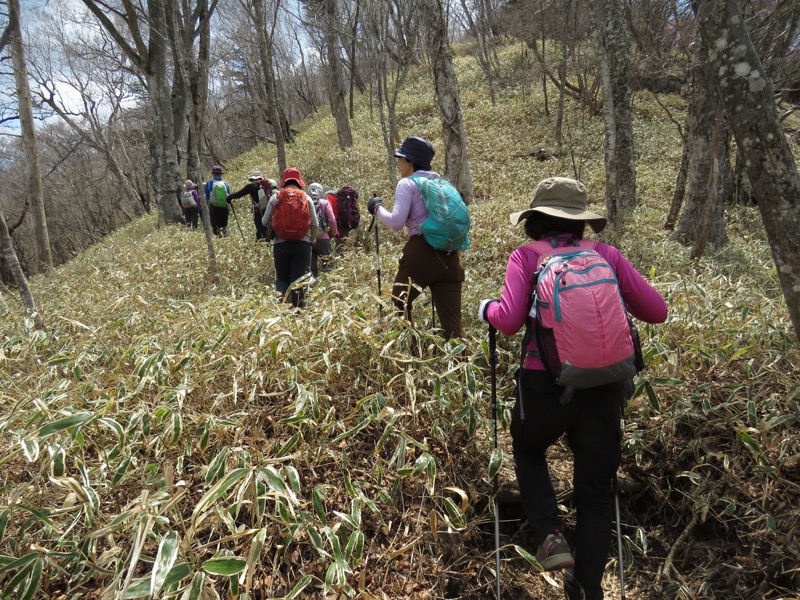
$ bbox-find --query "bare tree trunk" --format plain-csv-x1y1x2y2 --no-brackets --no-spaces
691,101,725,259
80,0,196,226
664,109,691,229
420,0,474,204
9,0,51,274
253,0,287,173
669,42,728,247
592,0,637,229
0,210,45,330
696,0,800,339
322,0,353,149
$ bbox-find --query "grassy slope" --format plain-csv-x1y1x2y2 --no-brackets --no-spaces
0,43,798,599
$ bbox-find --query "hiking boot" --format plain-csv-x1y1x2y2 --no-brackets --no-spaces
563,569,585,600
536,531,574,571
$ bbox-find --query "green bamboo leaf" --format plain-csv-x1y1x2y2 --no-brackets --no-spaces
345,530,364,563
18,558,42,600
98,417,126,444
180,572,205,600
307,526,328,557
737,430,763,454
37,412,92,439
20,438,39,462
123,563,192,598
312,487,328,525
332,417,370,443
205,447,229,486
0,510,8,543
513,544,543,570
285,575,313,599
151,531,180,597
3,560,34,597
0,552,38,575
275,433,299,457
644,380,660,412
259,466,298,506
191,468,249,529
488,448,503,480
50,446,66,477
443,497,466,529
201,557,246,576
465,363,477,394
166,412,182,446
242,528,266,588
112,456,132,486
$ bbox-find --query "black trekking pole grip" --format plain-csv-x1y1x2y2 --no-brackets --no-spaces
489,324,501,598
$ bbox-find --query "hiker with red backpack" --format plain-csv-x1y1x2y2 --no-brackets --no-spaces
204,165,232,236
478,177,668,600
367,136,467,340
307,182,338,276
225,171,275,241
261,168,319,308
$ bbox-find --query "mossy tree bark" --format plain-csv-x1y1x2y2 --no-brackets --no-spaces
696,0,800,339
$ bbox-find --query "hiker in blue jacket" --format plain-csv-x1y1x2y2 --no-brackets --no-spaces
204,165,231,236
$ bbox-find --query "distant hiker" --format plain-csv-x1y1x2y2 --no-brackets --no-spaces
308,182,338,276
477,177,668,600
367,136,465,339
226,171,274,241
204,165,232,237
261,168,319,308
178,180,200,229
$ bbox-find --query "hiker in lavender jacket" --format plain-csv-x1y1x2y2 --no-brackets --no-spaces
478,177,668,600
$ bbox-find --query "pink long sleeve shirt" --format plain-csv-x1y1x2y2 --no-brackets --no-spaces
486,235,668,371
374,170,439,236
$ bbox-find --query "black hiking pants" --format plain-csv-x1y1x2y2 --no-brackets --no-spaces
273,240,312,308
209,204,229,235
512,369,624,600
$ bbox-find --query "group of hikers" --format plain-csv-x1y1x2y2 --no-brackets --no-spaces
178,135,668,600
178,165,364,307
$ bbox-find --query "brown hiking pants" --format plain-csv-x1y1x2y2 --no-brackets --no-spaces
392,235,465,339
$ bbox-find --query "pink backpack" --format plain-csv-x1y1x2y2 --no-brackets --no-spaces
524,238,642,401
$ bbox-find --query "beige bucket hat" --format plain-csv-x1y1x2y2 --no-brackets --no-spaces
509,177,607,233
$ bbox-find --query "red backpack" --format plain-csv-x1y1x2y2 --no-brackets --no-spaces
271,189,311,241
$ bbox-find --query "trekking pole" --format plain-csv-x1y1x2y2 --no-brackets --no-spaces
228,201,246,242
614,474,626,599
368,213,382,316
615,396,628,599
489,325,502,599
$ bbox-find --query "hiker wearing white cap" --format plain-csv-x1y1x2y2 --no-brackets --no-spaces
226,171,275,241
178,180,200,229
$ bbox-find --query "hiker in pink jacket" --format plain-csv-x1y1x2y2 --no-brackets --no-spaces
478,177,667,600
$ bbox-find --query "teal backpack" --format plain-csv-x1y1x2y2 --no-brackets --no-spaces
410,174,470,252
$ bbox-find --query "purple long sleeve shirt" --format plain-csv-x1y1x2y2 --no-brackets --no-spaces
374,170,439,236
486,235,668,370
